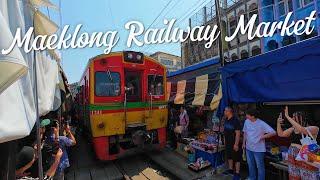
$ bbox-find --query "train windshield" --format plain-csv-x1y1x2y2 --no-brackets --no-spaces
95,71,120,96
148,75,164,95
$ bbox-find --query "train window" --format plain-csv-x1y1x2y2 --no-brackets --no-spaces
125,74,141,97
95,71,120,96
148,75,164,95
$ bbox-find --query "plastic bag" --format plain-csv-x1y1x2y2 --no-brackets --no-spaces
296,129,318,161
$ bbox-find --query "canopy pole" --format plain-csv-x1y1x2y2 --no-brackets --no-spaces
214,0,224,172
33,15,44,180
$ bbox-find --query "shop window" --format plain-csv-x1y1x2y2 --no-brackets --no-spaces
263,0,275,6
267,40,279,51
288,0,293,12
262,5,275,22
252,46,261,56
160,58,173,66
282,35,296,46
249,3,259,26
303,0,313,6
231,53,239,61
300,31,318,40
95,71,120,96
279,2,286,16
229,17,237,35
295,0,301,8
240,50,249,59
148,75,164,95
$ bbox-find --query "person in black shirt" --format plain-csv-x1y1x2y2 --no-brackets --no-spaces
223,107,241,180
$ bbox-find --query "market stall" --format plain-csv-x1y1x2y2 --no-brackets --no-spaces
0,0,69,179
167,57,224,171
219,36,320,179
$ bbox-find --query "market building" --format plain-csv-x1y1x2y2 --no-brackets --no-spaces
150,51,182,71
181,0,261,66
259,0,320,52
181,0,320,65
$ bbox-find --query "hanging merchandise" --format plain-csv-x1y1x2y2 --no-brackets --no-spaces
36,52,60,116
0,10,27,94
0,0,36,143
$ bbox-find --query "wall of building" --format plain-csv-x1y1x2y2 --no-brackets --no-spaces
150,52,182,72
182,0,320,65
181,0,263,66
259,0,320,53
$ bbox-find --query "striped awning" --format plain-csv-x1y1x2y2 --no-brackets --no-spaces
167,73,222,110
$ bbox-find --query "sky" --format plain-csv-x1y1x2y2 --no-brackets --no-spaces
45,0,211,83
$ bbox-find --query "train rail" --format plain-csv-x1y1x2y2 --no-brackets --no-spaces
65,136,174,180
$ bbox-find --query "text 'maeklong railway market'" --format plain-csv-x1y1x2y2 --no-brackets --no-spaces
1,0,320,180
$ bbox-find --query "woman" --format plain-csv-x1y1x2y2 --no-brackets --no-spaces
174,106,189,138
277,106,319,180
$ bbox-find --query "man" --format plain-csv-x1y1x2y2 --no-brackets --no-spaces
51,120,76,180
243,109,276,180
16,146,63,180
223,107,241,180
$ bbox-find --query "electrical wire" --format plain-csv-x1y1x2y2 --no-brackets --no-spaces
129,0,174,51
142,0,210,53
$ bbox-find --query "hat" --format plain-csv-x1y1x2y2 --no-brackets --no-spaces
40,119,51,127
16,146,35,170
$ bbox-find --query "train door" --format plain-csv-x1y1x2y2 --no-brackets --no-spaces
124,71,142,102
124,70,145,127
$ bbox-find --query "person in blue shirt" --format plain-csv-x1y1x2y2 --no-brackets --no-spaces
51,120,76,180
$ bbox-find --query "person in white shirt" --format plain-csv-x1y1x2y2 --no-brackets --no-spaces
242,109,276,180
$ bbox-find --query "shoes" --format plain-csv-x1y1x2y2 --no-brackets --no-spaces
232,173,241,180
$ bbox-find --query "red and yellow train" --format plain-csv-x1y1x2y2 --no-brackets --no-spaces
76,51,168,160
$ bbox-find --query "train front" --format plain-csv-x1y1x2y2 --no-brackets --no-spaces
88,51,168,160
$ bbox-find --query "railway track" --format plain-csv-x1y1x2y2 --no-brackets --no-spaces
65,136,175,180
114,153,172,180
65,136,223,180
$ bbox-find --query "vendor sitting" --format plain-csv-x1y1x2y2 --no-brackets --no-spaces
174,106,189,139
277,106,319,180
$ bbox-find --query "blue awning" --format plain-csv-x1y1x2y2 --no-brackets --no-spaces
168,57,220,77
219,36,320,114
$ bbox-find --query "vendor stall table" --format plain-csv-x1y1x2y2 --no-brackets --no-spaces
269,161,288,180
190,142,225,169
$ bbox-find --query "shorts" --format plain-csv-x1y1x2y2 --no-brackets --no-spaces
225,145,242,162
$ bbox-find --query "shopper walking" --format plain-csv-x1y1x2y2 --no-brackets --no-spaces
223,107,241,180
242,109,276,180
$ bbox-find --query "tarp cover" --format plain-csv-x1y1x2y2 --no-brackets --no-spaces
219,36,320,113
167,58,222,110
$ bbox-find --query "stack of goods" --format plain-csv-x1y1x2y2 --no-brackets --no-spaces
266,143,289,161
307,144,320,163
188,157,211,172
190,141,218,153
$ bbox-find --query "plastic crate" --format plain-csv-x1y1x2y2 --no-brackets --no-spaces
194,148,224,168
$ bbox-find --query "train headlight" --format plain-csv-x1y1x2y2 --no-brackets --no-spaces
97,122,105,129
124,51,144,64
136,54,142,60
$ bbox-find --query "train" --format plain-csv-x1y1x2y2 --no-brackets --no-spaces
76,51,168,160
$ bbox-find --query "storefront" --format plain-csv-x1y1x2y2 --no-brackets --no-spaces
219,36,320,179
167,57,225,171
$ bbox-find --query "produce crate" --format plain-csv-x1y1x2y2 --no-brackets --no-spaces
194,148,224,168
